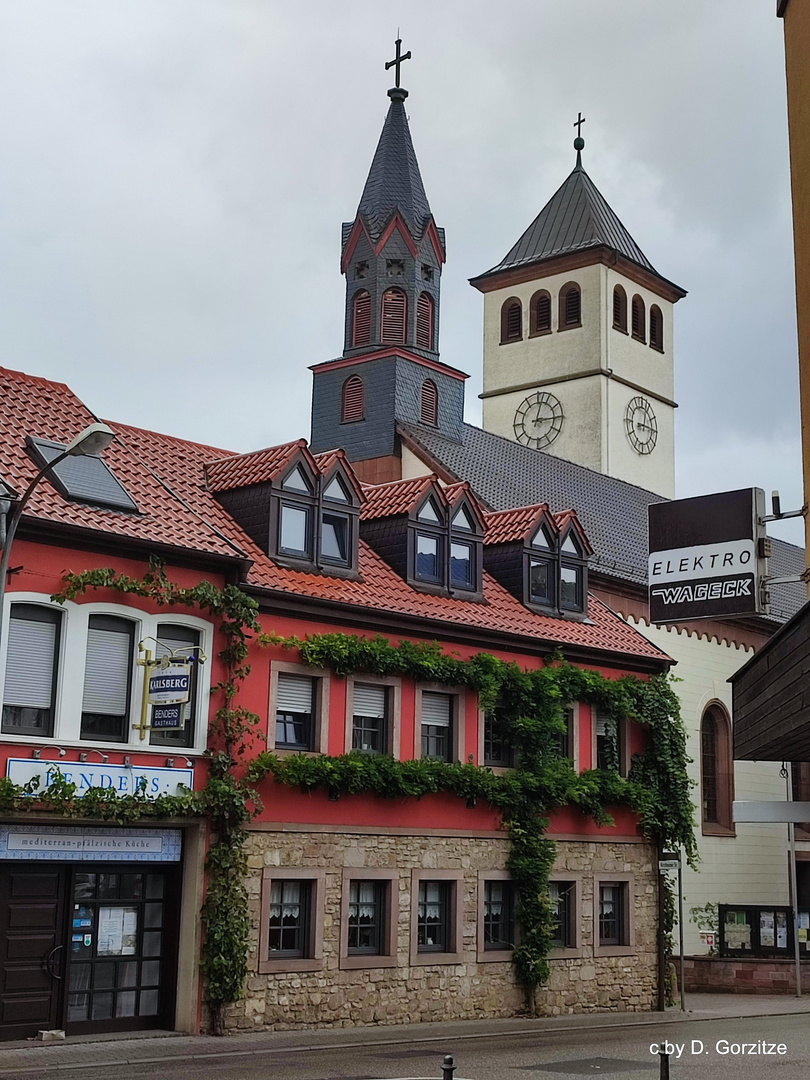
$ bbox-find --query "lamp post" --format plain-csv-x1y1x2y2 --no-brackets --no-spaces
0,423,116,656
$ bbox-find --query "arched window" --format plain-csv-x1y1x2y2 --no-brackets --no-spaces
631,295,646,342
559,283,581,329
342,375,364,423
380,288,407,344
416,292,434,350
530,290,552,335
420,379,438,426
700,704,734,833
612,285,627,332
649,305,664,351
351,290,371,347
500,298,523,343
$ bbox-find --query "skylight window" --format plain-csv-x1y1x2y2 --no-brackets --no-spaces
27,438,138,513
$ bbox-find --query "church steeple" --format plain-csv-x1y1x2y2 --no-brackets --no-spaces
310,43,466,481
340,41,446,362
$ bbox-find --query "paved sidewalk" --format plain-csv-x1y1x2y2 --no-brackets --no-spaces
1,994,809,1076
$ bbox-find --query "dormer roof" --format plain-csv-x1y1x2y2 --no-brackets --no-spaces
360,475,446,521
484,502,593,553
204,440,313,493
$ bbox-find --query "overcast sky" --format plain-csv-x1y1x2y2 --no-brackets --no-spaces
0,0,803,545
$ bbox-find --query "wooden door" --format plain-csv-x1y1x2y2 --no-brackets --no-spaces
0,866,66,1039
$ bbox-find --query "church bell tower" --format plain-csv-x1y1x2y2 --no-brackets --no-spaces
471,123,687,499
310,41,468,484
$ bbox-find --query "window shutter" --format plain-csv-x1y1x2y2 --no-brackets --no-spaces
535,294,551,332
565,288,580,325
416,293,433,349
353,684,386,718
632,298,645,339
506,303,521,339
352,291,371,347
381,289,407,344
420,380,438,426
3,614,57,709
82,626,131,715
342,376,364,422
650,306,662,349
422,692,451,726
277,673,314,713
613,289,622,327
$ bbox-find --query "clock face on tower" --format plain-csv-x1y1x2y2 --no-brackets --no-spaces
624,396,658,454
513,392,564,449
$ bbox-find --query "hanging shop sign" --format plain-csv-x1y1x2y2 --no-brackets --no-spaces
648,488,768,622
148,664,192,705
5,758,194,798
0,824,182,862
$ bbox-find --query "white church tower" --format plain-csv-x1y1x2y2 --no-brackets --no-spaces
470,128,686,499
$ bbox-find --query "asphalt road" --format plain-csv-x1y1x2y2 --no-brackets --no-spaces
4,1013,810,1080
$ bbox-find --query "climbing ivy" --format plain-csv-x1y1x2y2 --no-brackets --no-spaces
41,564,696,1023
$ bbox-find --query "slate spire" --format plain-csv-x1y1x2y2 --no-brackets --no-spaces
354,86,433,244
339,41,446,363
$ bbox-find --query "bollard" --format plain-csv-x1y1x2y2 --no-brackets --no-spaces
442,1054,456,1080
658,1041,670,1080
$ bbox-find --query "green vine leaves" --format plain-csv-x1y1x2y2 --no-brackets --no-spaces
48,562,697,1020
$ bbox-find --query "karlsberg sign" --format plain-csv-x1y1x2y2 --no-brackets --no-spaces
148,663,191,731
648,488,768,622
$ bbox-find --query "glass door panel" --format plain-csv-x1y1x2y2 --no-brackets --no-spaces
65,866,175,1032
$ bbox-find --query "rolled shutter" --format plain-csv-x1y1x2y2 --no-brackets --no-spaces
83,625,131,715
277,673,313,713
422,692,451,727
3,611,57,709
353,684,386,719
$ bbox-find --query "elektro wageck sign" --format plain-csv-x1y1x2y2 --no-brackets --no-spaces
648,488,768,622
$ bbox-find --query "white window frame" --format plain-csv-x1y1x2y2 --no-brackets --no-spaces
0,593,213,754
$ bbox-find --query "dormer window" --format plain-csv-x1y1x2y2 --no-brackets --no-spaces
408,491,483,594
272,457,361,573
416,533,442,582
559,531,587,613
417,498,441,524
452,505,475,532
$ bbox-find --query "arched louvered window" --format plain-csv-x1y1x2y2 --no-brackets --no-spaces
416,293,434,350
351,290,371,347
700,704,733,833
381,288,407,344
631,295,646,342
342,375,364,423
420,379,438,426
500,298,522,343
649,305,664,351
531,291,552,334
612,285,627,332
560,284,581,328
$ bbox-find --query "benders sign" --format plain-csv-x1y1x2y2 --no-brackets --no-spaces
648,489,768,622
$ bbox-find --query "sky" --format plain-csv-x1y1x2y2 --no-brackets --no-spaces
0,0,804,546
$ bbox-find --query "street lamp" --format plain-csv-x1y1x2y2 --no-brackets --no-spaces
0,422,116,655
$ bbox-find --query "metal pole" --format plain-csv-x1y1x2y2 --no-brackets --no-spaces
441,1056,456,1080
658,1041,670,1080
0,454,71,658
786,762,802,996
678,854,686,1012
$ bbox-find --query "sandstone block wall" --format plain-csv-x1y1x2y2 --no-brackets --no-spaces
222,830,658,1033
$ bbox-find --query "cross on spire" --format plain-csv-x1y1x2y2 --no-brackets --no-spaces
385,38,411,88
574,112,586,138
573,112,586,167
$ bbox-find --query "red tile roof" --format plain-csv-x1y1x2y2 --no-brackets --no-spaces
204,440,307,493
485,505,551,545
0,366,669,665
360,475,443,520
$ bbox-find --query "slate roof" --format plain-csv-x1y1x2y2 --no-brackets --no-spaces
398,420,806,625
348,90,434,246
476,161,681,293
0,366,667,665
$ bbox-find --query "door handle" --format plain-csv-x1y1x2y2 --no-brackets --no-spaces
44,944,63,980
